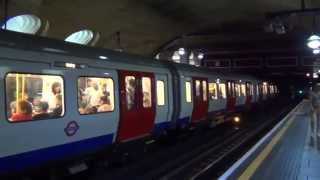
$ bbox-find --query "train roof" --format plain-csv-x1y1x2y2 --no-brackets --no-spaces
0,30,260,81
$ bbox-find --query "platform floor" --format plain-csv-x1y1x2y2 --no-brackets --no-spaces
239,100,320,180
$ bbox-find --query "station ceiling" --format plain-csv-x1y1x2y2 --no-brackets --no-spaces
2,0,320,55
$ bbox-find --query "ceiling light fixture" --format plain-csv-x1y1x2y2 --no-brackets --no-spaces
313,48,320,54
178,48,185,55
197,53,204,60
307,34,320,49
99,55,108,60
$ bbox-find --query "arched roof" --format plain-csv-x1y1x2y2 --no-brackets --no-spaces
1,0,319,56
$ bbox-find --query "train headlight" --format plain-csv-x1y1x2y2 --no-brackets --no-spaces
233,116,240,123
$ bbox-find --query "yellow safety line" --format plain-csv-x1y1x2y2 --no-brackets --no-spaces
238,111,296,180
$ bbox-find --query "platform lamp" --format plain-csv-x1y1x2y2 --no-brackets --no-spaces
307,15,320,51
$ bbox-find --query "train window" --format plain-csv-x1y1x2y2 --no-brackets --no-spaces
241,84,246,96
142,77,152,108
271,85,275,94
218,83,227,99
124,76,136,110
202,81,207,101
227,82,232,96
78,77,114,114
185,81,192,103
156,80,165,106
262,83,268,95
235,84,241,97
250,84,254,96
195,80,201,97
208,83,218,100
6,73,65,122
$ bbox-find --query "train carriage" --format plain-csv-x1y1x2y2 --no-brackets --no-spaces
0,31,278,174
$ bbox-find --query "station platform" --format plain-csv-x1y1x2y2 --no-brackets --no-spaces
219,100,320,180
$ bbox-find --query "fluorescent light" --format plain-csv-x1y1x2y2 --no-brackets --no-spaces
197,53,204,60
189,52,194,60
99,55,108,60
313,49,320,54
307,35,320,49
172,54,180,60
65,63,76,68
178,48,185,55
155,54,160,60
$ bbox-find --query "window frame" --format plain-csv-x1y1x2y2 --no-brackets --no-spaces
156,80,166,106
77,76,115,115
4,72,66,123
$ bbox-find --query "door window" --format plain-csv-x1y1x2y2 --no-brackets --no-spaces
156,80,165,106
195,80,201,97
202,81,207,101
218,83,226,99
142,77,152,108
235,83,241,97
125,76,136,110
241,84,246,96
185,81,192,103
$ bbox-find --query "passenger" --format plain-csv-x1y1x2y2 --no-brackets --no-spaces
43,82,62,111
143,92,151,107
51,94,63,118
32,96,42,114
98,96,112,112
84,80,102,107
102,83,110,97
33,101,50,120
10,100,33,122
84,106,97,114
10,101,16,113
126,79,136,109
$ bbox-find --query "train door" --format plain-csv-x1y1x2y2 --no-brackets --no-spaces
226,81,236,111
117,70,156,142
191,77,209,123
153,75,169,133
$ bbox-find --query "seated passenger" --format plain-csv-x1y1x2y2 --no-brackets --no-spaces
32,96,42,113
51,94,63,118
33,101,50,120
98,96,112,112
84,106,97,114
10,101,16,117
10,100,33,122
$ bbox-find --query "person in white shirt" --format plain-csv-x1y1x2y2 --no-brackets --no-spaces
84,80,102,107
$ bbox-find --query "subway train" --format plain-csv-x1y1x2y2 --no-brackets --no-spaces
0,30,278,174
